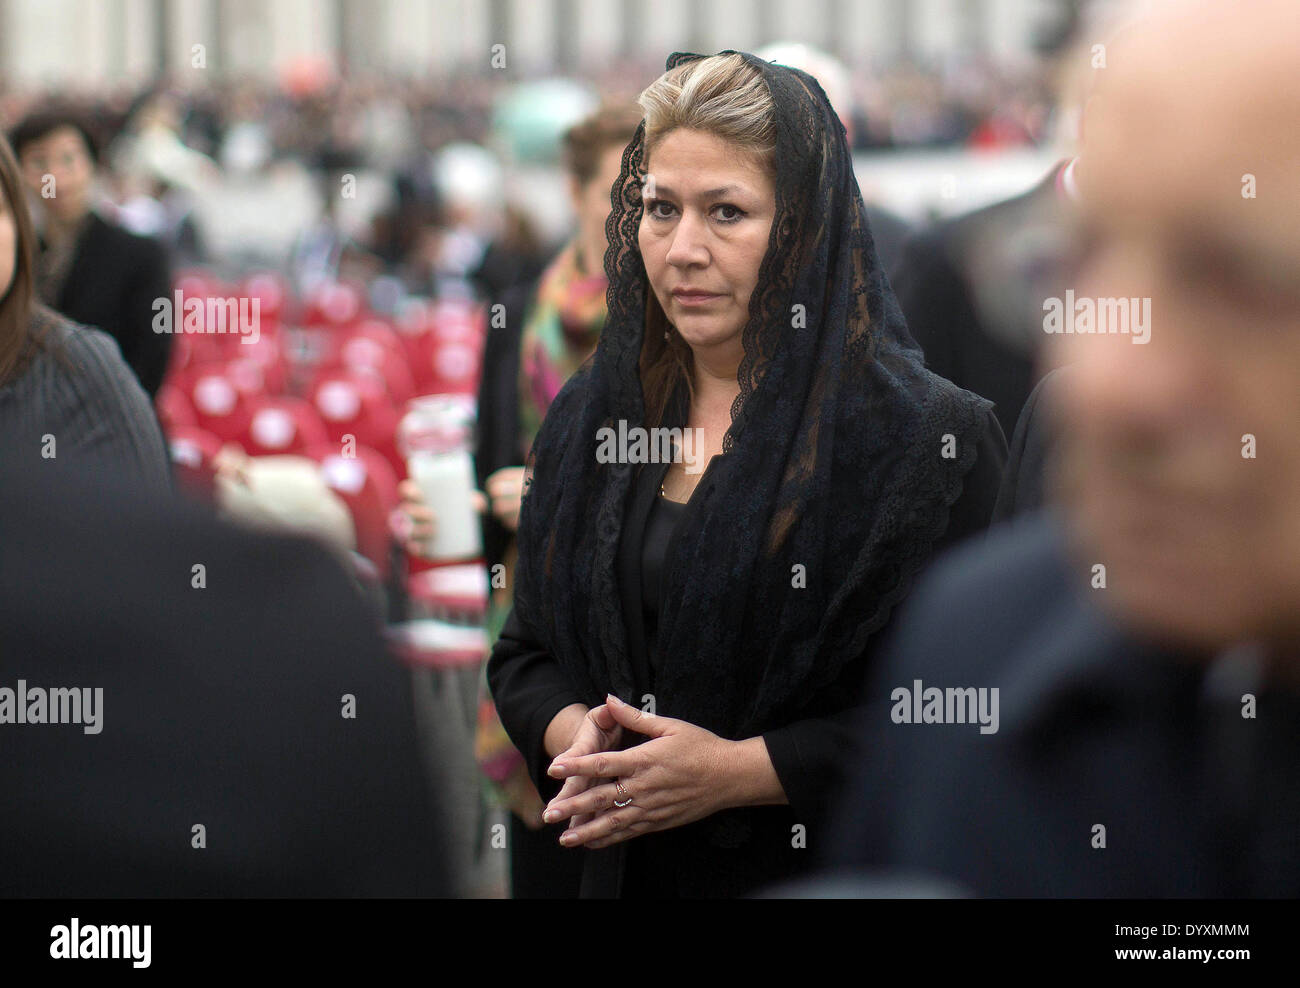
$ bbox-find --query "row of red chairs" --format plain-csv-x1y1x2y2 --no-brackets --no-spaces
172,271,366,331
159,275,486,480
164,305,483,403
158,274,492,665
162,362,409,479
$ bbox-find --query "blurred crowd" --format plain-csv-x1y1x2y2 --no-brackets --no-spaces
0,50,1056,279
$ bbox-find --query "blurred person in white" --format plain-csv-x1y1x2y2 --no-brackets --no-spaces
826,0,1300,896
417,142,509,300
112,93,217,270
0,130,170,495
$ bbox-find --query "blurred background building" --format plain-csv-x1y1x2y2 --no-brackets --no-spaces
3,0,1072,83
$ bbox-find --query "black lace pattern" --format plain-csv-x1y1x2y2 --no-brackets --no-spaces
512,50,993,741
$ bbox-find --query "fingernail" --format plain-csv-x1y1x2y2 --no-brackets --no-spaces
606,693,624,706
543,809,560,824
560,831,576,846
548,762,566,777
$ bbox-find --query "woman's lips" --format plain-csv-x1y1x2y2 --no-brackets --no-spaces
672,291,721,306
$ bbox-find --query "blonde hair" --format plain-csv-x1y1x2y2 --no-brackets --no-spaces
637,52,776,173
634,53,776,428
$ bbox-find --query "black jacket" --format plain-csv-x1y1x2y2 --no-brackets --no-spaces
488,410,1006,897
49,211,174,397
891,164,1070,439
474,277,537,573
825,513,1300,897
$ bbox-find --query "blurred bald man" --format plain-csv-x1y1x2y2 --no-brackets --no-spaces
825,0,1300,897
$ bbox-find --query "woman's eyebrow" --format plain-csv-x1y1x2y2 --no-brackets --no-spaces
651,184,745,199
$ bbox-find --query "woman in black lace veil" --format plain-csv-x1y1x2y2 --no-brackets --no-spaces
488,50,1006,898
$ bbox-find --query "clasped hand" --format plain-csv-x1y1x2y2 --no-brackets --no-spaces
543,694,733,851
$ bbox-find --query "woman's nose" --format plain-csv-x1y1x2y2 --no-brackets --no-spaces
664,211,710,268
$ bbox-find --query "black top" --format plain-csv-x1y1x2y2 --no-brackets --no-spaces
640,491,688,677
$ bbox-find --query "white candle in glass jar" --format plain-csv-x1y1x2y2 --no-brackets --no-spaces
409,449,483,561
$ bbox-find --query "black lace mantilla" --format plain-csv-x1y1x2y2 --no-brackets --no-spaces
512,50,993,740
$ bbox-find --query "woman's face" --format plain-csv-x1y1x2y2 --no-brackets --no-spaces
638,128,774,367
0,184,16,302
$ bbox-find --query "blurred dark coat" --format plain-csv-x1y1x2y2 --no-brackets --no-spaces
44,211,173,397
825,513,1300,897
0,453,450,897
991,365,1068,522
891,163,1071,438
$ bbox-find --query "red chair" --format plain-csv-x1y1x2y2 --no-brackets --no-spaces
429,298,484,346
164,319,226,373
383,620,490,670
307,366,405,480
307,442,400,578
238,270,292,333
406,562,489,624
301,280,365,329
402,301,481,397
336,319,416,406
223,344,289,397
419,338,482,397
393,298,436,377
238,395,329,458
173,366,250,444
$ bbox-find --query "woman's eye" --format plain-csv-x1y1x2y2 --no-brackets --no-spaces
646,199,675,220
713,204,746,223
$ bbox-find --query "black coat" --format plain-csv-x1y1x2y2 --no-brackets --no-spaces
474,277,536,573
825,513,1300,897
891,165,1070,439
488,411,1007,897
49,212,174,398
0,454,451,897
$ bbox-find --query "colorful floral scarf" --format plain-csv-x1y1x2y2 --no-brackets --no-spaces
516,241,608,454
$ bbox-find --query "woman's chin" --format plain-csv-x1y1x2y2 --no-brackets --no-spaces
670,315,744,352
